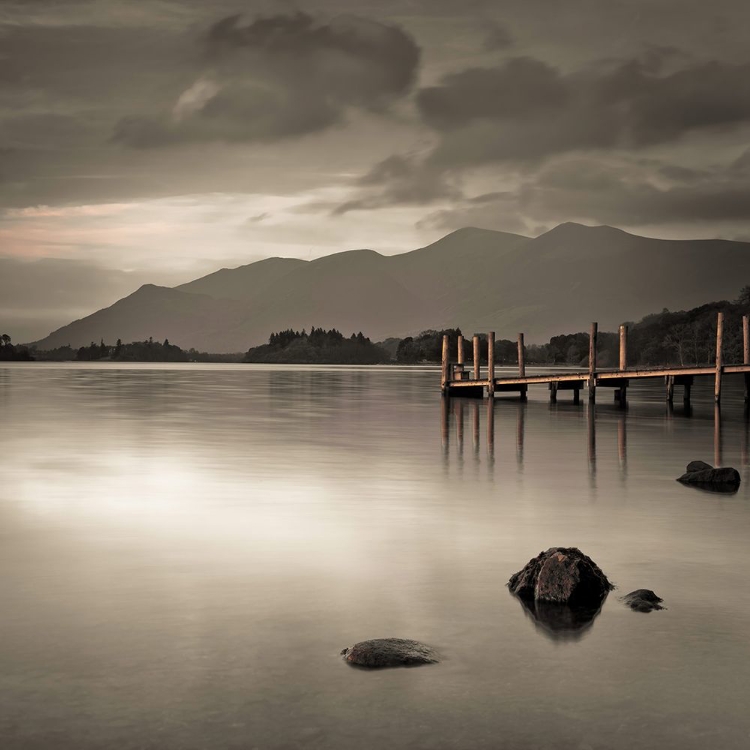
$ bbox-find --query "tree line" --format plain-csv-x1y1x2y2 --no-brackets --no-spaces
393,287,750,367
0,334,34,361
246,327,389,364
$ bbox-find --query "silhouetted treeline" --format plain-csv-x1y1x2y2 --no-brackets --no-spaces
0,333,34,361
391,287,750,367
396,329,522,364
246,327,389,364
72,337,188,362
35,338,243,363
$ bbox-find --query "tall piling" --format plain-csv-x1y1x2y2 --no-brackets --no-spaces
715,312,724,404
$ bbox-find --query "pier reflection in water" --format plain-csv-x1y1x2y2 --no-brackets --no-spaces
441,392,738,484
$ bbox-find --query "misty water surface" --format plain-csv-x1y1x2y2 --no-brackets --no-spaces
1,363,749,750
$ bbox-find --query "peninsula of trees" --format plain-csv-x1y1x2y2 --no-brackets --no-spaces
244,327,389,364
0,334,34,361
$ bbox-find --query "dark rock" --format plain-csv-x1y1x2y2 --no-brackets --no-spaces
621,589,665,613
686,460,713,473
341,638,438,669
508,547,613,607
677,466,741,492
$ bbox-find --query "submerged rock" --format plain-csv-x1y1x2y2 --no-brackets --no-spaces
341,638,438,668
621,589,665,613
677,461,741,492
508,547,613,607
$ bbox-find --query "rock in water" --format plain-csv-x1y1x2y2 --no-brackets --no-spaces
508,547,613,606
677,461,741,491
621,589,665,613
341,638,438,668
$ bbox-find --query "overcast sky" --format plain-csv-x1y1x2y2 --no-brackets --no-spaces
3,0,750,340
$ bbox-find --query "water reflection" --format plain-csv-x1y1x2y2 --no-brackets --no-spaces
439,394,737,493
512,593,606,642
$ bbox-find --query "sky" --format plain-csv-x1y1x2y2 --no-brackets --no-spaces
2,0,750,340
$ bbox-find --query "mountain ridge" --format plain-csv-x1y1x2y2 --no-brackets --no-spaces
31,223,750,352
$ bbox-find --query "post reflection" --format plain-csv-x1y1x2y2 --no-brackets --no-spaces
516,402,525,468
587,404,596,479
472,401,480,459
487,396,495,468
455,400,465,471
440,396,449,462
714,404,722,467
618,409,628,477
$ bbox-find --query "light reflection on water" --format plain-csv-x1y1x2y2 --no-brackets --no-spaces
1,363,750,750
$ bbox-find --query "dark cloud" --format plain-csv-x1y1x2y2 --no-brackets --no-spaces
331,154,461,214
417,191,526,234
521,157,750,225
416,155,750,234
482,22,514,51
416,55,750,166
114,11,421,147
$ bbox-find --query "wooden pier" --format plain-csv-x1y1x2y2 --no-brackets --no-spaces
441,312,750,406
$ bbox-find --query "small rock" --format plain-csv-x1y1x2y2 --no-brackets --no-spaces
341,638,438,668
621,589,665,613
686,460,713,473
677,466,741,490
508,547,613,607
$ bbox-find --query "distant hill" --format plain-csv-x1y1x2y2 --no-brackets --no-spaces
31,223,750,353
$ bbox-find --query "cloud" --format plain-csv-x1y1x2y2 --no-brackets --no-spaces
521,157,750,225
415,154,750,233
482,21,514,51
415,55,750,166
114,11,421,147
417,190,528,234
331,154,462,214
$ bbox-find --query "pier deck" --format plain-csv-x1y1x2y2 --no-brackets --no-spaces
441,313,750,405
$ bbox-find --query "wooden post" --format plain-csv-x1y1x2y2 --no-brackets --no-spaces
550,382,558,403
744,315,750,402
441,334,449,395
457,334,464,365
472,335,480,381
588,322,597,402
517,333,527,401
666,375,675,404
619,325,628,371
487,332,495,395
715,312,724,404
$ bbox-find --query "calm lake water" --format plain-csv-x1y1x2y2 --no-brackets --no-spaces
1,363,750,750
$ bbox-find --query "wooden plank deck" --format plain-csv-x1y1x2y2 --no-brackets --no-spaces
441,312,750,406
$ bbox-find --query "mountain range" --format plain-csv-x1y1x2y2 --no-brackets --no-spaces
32,223,750,352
